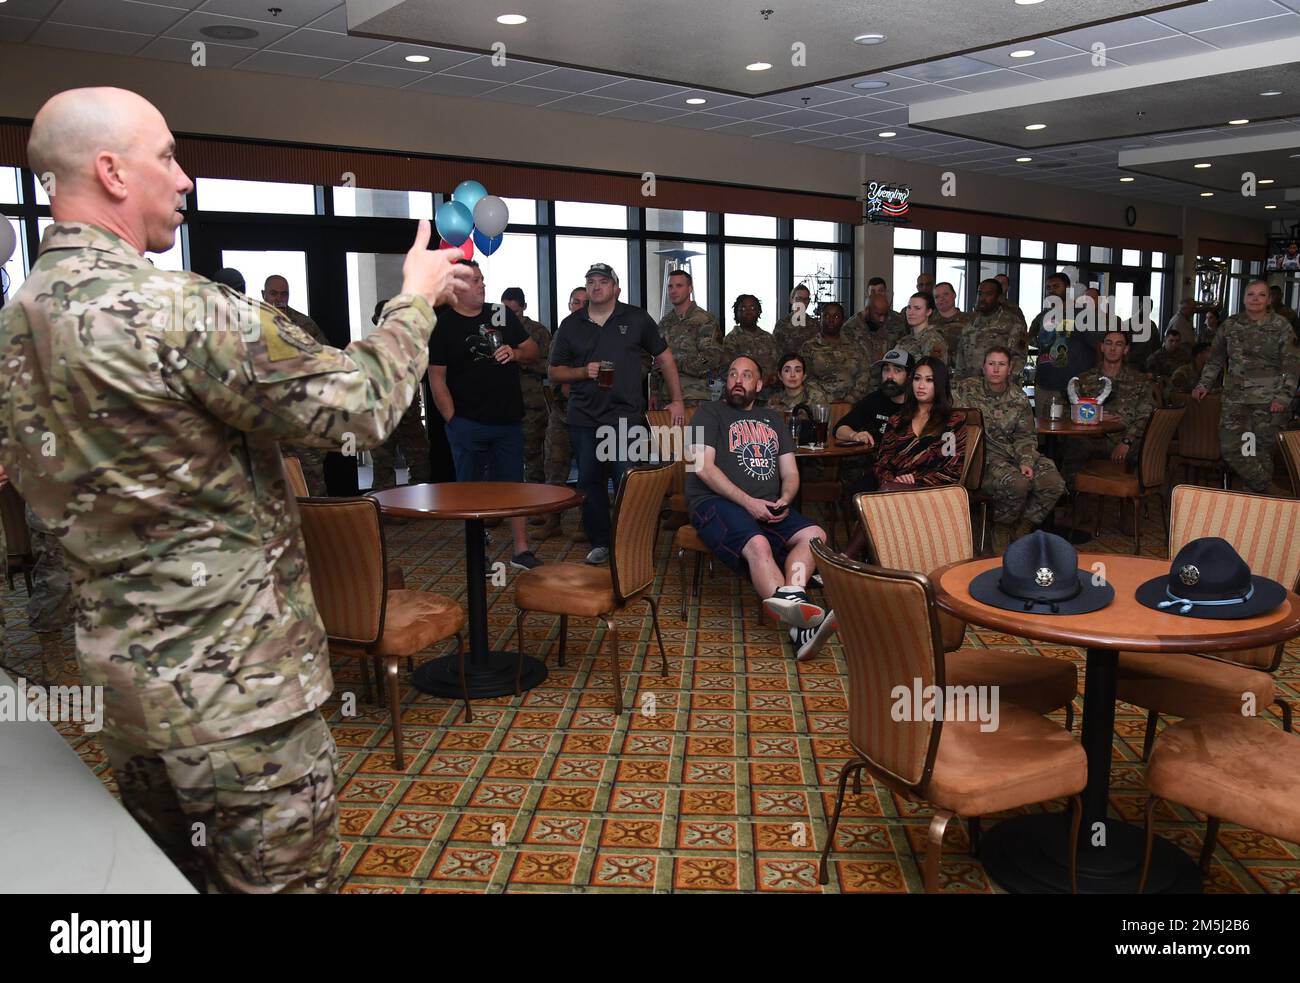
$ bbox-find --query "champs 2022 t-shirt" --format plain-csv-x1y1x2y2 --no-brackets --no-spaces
685,399,793,510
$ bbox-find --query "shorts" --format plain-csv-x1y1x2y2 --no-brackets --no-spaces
689,495,819,574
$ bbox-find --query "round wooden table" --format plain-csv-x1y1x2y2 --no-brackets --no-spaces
793,438,874,460
370,482,584,699
931,553,1300,894
1037,418,1125,544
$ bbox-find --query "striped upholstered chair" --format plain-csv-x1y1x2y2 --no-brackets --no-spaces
812,540,1087,892
1119,486,1299,759
856,485,1077,731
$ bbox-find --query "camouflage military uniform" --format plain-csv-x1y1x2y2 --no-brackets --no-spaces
1062,363,1155,476
25,502,73,681
799,333,869,403
1169,361,1219,398
765,381,827,415
1200,311,1300,494
0,222,437,893
933,310,968,364
369,390,430,489
845,309,906,350
280,306,330,496
773,309,820,358
544,386,573,485
954,378,1064,527
517,315,553,483
954,307,1028,381
721,325,783,389
656,303,721,405
1145,346,1191,381
895,323,949,365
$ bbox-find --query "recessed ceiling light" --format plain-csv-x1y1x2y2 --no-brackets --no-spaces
852,79,890,90
1227,118,1250,125
746,62,772,71
854,34,887,45
1025,123,1046,130
878,131,897,138
1015,156,1033,163
1260,90,1283,97
1260,179,1275,185
200,24,259,40
1119,176,1135,182
1265,204,1278,210
1194,162,1212,169
1015,0,1047,5
405,54,430,63
496,14,527,25
1200,192,1214,197
1010,49,1036,58
686,97,706,105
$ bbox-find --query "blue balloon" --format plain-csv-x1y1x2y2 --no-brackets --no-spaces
473,228,504,256
452,179,488,215
435,200,474,246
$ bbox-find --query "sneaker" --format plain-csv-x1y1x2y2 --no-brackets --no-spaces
763,587,825,629
511,551,543,571
791,611,837,662
585,546,610,565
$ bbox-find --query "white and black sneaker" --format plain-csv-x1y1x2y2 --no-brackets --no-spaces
790,611,836,662
763,586,825,629
511,551,543,571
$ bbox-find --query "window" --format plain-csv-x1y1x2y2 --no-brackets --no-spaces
556,235,626,307
794,219,840,243
1020,239,1044,259
0,167,19,205
222,250,310,314
723,243,776,330
34,178,50,207
1017,262,1044,314
935,257,968,308
554,201,627,229
793,248,845,307
1121,249,1141,267
1152,251,1165,266
893,253,921,305
1149,271,1164,330
895,228,924,250
646,241,709,321
980,236,1008,256
345,252,405,341
500,198,538,225
647,209,706,235
334,187,433,219
3,216,26,294
979,260,1007,284
1090,246,1112,264
1113,280,1135,322
197,178,316,215
479,233,540,322
1057,243,1079,262
725,213,777,239
937,232,966,254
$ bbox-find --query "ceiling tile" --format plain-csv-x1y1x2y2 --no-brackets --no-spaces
1193,12,1300,48
319,61,430,88
137,34,251,67
1050,15,1179,51
524,67,625,93
236,49,345,78
269,28,389,60
756,108,841,128
816,72,930,96
800,117,879,136
754,128,819,144
165,10,295,47
869,83,965,106
305,4,348,32
0,0,63,17
891,55,1005,82
30,21,151,54
943,69,1039,92
760,87,860,109
710,120,792,138
406,73,503,97
602,102,691,123
359,44,475,72
664,112,734,130
48,0,188,33
542,93,635,115
192,0,341,27
584,78,687,102
646,89,743,110
0,15,40,42
440,54,554,84
1104,33,1216,64
476,84,568,107
852,106,910,125
1148,0,1290,32
704,99,792,120
965,37,1080,70
1014,52,1135,80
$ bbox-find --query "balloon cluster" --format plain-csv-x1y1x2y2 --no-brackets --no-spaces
434,181,509,259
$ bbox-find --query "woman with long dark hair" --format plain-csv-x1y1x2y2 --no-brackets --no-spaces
873,356,966,488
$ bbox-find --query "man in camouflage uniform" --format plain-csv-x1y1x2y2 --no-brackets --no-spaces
654,270,720,408
1269,284,1298,330
24,503,73,683
773,283,820,356
845,290,906,351
932,281,967,360
542,288,586,542
895,293,948,365
955,278,1028,381
1062,330,1155,481
955,346,1064,541
994,273,1028,329
1144,325,1190,382
1168,342,1218,401
1193,279,1300,494
500,287,553,486
264,274,330,496
368,299,431,490
799,302,869,403
0,87,472,893
722,294,782,397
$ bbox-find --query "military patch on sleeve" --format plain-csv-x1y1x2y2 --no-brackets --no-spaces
263,311,323,362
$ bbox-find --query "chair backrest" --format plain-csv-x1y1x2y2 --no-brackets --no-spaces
610,462,675,603
830,401,852,431
646,406,697,503
1169,485,1300,671
1279,430,1300,498
1138,406,1184,490
282,455,310,498
0,482,32,559
813,540,944,791
955,407,986,488
855,484,973,651
297,497,388,647
1174,392,1221,464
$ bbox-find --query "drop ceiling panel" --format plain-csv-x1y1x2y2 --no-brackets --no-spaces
48,0,188,34
0,16,41,42
30,21,150,53
198,0,341,27
138,33,251,67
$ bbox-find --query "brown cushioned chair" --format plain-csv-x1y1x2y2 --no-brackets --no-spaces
1140,715,1300,892
514,463,672,714
1071,406,1184,554
812,540,1087,892
298,496,466,768
856,484,1077,731
1169,392,1228,489
954,407,992,556
1280,429,1300,497
0,481,34,594
282,455,310,498
647,406,697,518
1118,486,1299,759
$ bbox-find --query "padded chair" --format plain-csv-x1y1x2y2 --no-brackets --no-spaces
1140,715,1300,892
1169,392,1228,489
298,496,466,768
646,406,697,517
0,482,34,593
1118,486,1299,759
954,407,992,556
856,485,1076,731
1071,406,1184,554
514,463,672,714
812,541,1087,892
1280,429,1300,498
799,401,854,547
282,455,310,498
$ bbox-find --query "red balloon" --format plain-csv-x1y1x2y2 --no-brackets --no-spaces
439,237,474,261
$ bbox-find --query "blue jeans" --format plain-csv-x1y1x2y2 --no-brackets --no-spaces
445,417,525,483
569,421,648,549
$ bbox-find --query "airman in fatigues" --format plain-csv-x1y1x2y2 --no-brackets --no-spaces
1196,285,1300,494
932,310,967,363
264,276,331,496
0,85,471,894
844,303,906,351
773,285,820,356
518,313,553,484
896,322,949,365
1169,348,1220,400
722,296,782,399
368,299,430,489
655,301,721,406
799,306,869,404
1145,337,1191,382
24,503,73,682
955,281,1028,381
1062,333,1155,478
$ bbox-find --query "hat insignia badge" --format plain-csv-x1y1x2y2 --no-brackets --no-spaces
1178,564,1200,586
1035,567,1054,587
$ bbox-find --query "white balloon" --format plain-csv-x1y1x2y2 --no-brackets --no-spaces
0,215,15,266
473,195,509,238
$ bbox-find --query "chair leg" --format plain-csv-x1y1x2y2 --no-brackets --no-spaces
1070,493,1079,541
1199,816,1221,873
1274,696,1293,732
372,656,385,706
23,569,32,595
557,614,567,667
677,548,688,622
1141,710,1159,762
968,816,981,857
923,810,955,893
514,608,526,697
1064,699,1075,733
359,656,374,705
979,502,989,556
818,759,863,885
605,617,624,715
1138,795,1159,894
455,633,472,724
1066,794,1083,895
385,657,404,770
644,596,668,677
1133,496,1141,554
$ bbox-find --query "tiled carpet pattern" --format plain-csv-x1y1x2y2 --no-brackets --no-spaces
5,495,1298,893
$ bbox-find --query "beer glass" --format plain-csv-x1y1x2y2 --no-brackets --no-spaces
812,404,829,449
598,360,616,389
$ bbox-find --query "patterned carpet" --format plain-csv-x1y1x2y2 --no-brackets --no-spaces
6,490,1298,894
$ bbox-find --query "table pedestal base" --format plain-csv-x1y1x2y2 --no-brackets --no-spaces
981,814,1203,894
411,650,548,700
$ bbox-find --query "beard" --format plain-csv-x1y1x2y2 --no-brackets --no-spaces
880,379,905,397
725,387,753,409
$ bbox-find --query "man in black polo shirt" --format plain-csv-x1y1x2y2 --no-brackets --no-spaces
428,260,543,570
549,263,686,564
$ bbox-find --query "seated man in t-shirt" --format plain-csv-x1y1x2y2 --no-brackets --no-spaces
686,356,829,649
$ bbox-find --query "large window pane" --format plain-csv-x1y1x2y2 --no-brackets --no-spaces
1057,243,1079,262
725,213,777,239
1020,239,1044,259
723,243,776,331
1017,262,1044,314
197,178,316,215
646,240,709,322
0,167,19,205
222,250,309,314
500,197,538,225
1152,251,1165,267
1090,246,1112,265
556,235,628,308
979,260,1008,284
980,236,1008,256
895,228,923,250
554,201,627,230
1121,249,1141,268
794,219,840,243
1150,271,1164,331
893,253,921,307
793,248,845,307
1114,281,1135,322
936,257,968,309
937,232,966,254
646,209,706,235
346,251,406,342
34,178,51,207
3,217,26,295
479,232,540,322
334,187,432,219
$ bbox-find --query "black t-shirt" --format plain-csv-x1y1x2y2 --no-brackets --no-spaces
429,304,530,424
685,400,794,510
549,302,668,428
839,389,905,443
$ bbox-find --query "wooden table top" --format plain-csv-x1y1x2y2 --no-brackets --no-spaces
1036,418,1124,437
931,554,1300,654
794,439,873,460
370,482,584,520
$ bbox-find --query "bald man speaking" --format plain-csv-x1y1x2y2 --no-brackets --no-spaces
0,88,473,893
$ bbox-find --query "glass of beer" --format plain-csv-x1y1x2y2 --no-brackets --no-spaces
812,404,829,449
485,328,504,352
598,360,616,389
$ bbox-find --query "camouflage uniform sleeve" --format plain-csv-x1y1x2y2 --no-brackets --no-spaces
1007,314,1028,380
163,287,434,451
677,316,721,377
1199,325,1228,392
1275,320,1300,404
1009,396,1038,468
1127,371,1155,443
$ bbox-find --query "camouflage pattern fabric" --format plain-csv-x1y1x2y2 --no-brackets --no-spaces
1220,403,1289,494
101,710,341,894
844,309,906,349
656,303,721,405
1169,361,1219,397
0,222,435,751
933,310,967,362
544,392,573,485
370,392,430,489
24,502,71,633
1145,346,1191,381
895,323,949,365
798,334,870,403
773,310,820,358
954,307,1028,381
765,381,827,415
280,306,331,496
721,325,782,387
518,315,552,483
1062,364,1155,473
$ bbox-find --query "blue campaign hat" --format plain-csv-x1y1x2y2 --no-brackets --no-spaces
969,530,1114,615
1135,537,1287,620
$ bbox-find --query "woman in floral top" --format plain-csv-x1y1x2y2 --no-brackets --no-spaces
873,356,967,489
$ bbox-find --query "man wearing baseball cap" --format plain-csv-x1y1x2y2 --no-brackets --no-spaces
549,263,687,564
